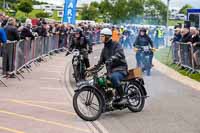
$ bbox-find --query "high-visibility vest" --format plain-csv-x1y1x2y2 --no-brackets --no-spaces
158,29,164,38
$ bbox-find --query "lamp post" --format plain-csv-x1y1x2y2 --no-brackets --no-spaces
3,0,6,9
166,0,170,47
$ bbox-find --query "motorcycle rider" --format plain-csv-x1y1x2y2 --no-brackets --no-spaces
89,28,128,104
133,28,154,76
67,27,92,68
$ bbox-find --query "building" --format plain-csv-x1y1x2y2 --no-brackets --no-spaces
187,9,200,28
169,8,186,20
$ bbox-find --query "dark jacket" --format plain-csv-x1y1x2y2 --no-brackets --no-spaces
20,27,35,40
4,25,20,41
172,33,182,43
180,32,192,43
134,35,153,48
34,26,47,37
69,35,91,52
191,35,200,44
97,40,128,73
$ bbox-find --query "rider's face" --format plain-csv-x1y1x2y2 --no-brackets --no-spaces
140,31,145,36
100,35,106,43
75,33,80,38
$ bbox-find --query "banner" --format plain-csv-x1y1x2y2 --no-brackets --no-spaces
62,0,78,24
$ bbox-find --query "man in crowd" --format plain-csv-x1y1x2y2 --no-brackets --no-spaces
3,17,20,77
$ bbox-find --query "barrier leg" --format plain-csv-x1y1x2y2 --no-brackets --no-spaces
0,79,7,87
24,65,31,73
17,70,24,79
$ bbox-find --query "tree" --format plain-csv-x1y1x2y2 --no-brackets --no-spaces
127,0,144,19
35,12,49,18
179,4,192,15
80,4,99,21
144,0,167,25
18,0,33,16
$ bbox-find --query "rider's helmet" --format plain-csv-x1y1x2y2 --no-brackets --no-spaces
100,28,112,36
140,27,147,33
74,27,83,35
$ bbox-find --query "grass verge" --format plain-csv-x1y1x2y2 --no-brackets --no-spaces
155,47,200,82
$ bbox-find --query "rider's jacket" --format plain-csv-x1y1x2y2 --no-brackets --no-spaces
69,35,89,51
97,39,128,73
133,35,153,48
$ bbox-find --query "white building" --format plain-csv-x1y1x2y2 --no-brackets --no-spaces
170,8,186,20
33,4,64,11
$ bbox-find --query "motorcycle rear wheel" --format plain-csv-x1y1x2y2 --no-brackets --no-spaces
127,82,145,112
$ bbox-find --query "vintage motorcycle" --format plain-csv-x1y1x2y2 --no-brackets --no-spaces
67,49,87,82
73,65,148,121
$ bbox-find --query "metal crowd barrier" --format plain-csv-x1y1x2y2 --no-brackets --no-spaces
0,34,64,86
172,41,200,73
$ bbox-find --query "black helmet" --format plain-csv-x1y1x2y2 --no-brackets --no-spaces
74,27,83,34
140,28,146,32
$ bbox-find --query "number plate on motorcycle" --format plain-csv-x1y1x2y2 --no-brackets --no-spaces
73,51,80,56
143,46,149,51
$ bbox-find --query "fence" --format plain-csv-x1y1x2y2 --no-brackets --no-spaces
0,34,65,86
171,41,200,73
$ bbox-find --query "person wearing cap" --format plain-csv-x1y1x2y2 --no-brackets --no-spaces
172,26,182,43
171,25,182,63
89,28,128,105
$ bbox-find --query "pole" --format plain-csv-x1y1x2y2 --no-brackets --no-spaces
166,0,170,47
3,0,5,9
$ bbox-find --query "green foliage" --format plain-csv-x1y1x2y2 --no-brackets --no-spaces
144,0,168,25
79,0,167,24
35,12,49,18
179,4,193,15
18,0,33,16
80,4,99,21
32,0,48,5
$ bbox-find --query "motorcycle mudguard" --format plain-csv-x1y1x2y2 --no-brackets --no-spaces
74,85,106,109
131,79,147,97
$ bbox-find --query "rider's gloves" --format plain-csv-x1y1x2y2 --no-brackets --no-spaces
105,58,113,65
88,49,92,54
65,51,70,56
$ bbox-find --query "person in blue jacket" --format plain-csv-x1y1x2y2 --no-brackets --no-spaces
0,28,7,57
0,28,7,44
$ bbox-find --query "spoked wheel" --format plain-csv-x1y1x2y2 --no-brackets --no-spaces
127,82,145,112
73,87,103,121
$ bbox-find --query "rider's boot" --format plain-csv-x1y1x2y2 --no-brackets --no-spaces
115,86,127,105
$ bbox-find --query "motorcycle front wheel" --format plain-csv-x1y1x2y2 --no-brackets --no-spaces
73,87,104,121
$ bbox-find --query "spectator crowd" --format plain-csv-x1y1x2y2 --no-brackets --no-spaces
0,12,199,79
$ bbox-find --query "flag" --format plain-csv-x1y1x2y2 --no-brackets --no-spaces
62,0,78,24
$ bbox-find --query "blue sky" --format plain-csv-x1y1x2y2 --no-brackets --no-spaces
38,0,200,8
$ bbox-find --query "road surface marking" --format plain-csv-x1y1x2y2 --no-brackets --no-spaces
0,110,90,133
0,126,25,133
39,87,63,90
40,77,61,80
6,99,68,106
10,100,75,116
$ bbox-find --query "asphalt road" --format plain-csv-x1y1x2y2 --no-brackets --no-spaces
1,44,200,133
66,45,200,133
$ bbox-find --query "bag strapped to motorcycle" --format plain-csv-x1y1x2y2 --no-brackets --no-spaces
127,67,142,80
